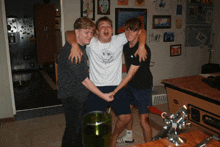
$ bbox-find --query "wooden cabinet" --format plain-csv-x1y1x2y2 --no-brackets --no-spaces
34,4,57,65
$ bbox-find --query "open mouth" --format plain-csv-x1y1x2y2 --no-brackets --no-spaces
104,32,109,36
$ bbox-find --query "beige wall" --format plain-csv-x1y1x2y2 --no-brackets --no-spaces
0,0,15,119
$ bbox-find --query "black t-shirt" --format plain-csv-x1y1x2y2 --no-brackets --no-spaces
123,42,153,89
57,42,90,102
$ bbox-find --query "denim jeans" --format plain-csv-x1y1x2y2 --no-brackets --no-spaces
61,96,87,147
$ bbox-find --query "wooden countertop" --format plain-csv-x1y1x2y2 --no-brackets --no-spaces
133,130,220,147
161,73,220,103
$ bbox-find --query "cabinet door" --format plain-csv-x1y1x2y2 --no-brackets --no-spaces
34,4,57,65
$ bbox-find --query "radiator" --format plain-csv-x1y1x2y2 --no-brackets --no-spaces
152,86,168,106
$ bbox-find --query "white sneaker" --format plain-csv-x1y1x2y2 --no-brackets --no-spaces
117,135,134,143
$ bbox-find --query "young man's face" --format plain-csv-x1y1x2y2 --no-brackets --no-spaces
125,28,141,45
96,21,113,43
75,27,94,46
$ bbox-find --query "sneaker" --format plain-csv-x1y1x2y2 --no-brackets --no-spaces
117,136,134,143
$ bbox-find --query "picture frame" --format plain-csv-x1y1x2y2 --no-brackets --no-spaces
115,8,147,34
164,32,174,42
170,44,181,57
153,15,171,29
98,0,110,15
81,0,95,20
191,0,201,3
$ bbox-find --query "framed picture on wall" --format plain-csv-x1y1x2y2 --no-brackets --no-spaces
191,0,201,3
164,32,174,42
170,44,181,57
97,0,110,15
153,15,171,29
81,0,95,20
115,8,147,34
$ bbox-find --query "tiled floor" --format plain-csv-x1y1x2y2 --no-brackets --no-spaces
0,106,153,147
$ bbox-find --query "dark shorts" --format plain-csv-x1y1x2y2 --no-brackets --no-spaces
86,86,131,116
127,85,152,114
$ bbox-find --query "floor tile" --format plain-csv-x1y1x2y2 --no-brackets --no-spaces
0,131,32,147
30,125,63,146
133,124,144,138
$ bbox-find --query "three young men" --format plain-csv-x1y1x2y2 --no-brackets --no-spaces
66,16,148,147
65,16,151,147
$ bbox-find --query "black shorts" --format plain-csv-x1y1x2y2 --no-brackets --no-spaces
127,85,152,114
86,86,131,116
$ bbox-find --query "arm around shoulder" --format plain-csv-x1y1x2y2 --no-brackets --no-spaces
135,28,148,62
65,30,83,64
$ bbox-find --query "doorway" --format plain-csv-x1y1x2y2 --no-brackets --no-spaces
4,0,63,118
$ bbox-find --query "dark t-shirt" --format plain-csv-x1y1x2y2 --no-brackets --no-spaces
123,42,153,89
57,42,90,102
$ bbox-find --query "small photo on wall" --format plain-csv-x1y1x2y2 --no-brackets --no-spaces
164,32,174,42
170,44,181,57
98,0,110,15
118,0,128,5
152,15,171,29
135,0,145,6
175,19,182,29
176,5,182,15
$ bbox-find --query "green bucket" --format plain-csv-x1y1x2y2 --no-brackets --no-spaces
82,111,112,147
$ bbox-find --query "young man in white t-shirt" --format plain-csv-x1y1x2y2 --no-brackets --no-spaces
65,16,147,147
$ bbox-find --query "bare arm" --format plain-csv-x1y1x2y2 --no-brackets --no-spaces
134,28,148,62
82,77,114,102
65,30,83,64
110,65,139,96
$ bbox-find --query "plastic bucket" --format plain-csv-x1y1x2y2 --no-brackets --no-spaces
82,111,112,147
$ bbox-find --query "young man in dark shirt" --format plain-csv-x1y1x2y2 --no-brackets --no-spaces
58,17,113,147
110,17,153,146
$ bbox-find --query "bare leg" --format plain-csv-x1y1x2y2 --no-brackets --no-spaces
139,113,152,142
116,105,134,144
126,105,134,130
110,114,132,147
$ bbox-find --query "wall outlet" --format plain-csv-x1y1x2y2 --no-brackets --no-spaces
150,62,155,67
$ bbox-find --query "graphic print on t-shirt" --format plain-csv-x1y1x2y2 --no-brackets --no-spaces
100,49,114,64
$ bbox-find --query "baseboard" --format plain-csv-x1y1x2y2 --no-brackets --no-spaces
0,117,15,123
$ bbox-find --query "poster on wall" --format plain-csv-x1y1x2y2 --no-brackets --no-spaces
115,8,147,34
81,0,95,20
135,0,145,6
155,0,170,12
164,32,174,42
98,0,110,15
170,44,181,57
118,0,128,5
152,15,171,29
176,4,182,15
175,19,182,29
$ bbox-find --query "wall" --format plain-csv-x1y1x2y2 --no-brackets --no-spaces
0,0,15,119
212,0,220,64
62,0,209,86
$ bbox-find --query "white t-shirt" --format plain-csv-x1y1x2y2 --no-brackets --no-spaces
86,33,127,86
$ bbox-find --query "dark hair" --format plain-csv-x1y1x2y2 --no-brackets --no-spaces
124,17,142,31
96,16,112,30
74,17,95,30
